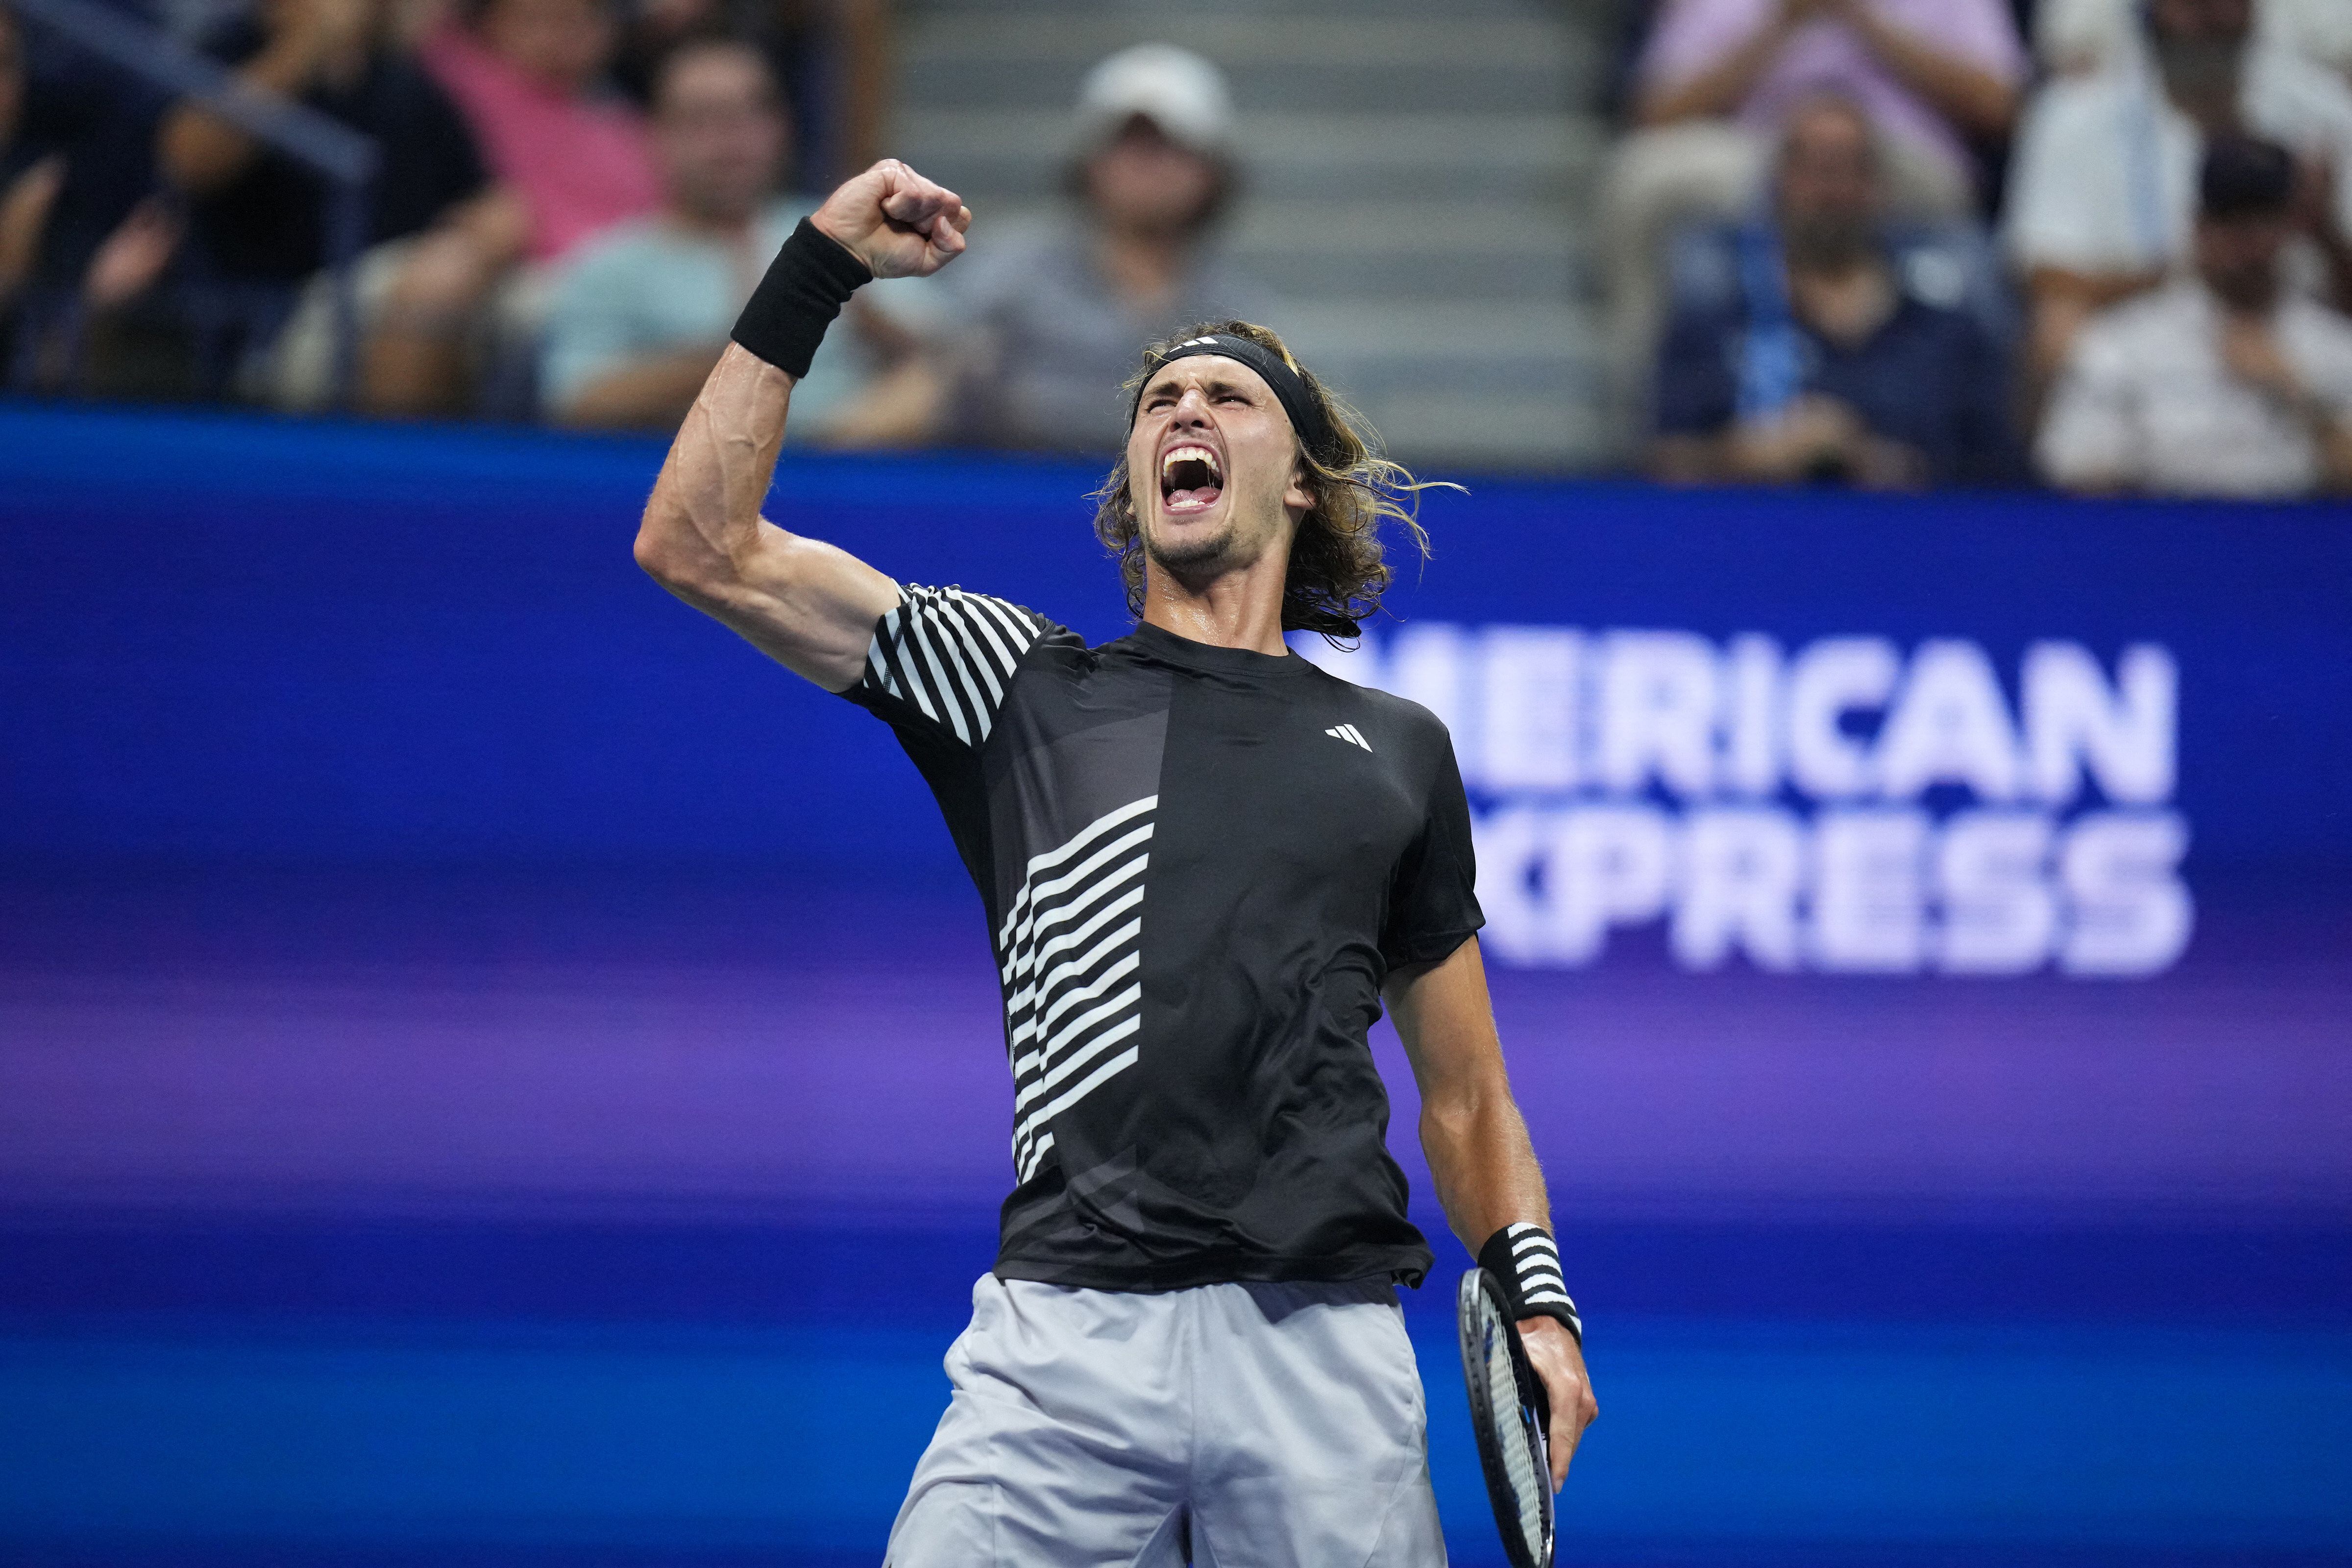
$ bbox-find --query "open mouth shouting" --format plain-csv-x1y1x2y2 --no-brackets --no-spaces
1159,443,1224,514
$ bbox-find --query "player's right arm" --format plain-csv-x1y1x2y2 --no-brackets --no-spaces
633,161,971,692
634,343,893,689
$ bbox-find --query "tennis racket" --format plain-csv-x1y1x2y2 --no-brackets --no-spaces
1457,1266,1554,1568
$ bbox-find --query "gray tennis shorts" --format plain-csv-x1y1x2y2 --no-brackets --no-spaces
886,1273,1447,1567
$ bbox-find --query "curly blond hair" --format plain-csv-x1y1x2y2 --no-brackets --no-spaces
1089,320,1451,643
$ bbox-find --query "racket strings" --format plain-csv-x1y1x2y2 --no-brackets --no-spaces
1483,1315,1547,1549
1461,1269,1555,1568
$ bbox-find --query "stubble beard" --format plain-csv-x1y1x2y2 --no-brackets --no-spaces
1140,508,1268,583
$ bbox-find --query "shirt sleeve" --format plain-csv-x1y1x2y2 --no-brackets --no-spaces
838,583,1058,749
1380,729,1485,970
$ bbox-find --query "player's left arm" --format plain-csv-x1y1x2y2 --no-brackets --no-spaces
1386,935,1597,1487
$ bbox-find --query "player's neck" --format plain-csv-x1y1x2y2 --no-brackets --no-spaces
1137,561,1291,658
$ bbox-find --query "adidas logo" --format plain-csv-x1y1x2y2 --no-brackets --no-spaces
1324,723,1372,753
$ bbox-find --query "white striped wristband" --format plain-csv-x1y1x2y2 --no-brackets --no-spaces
1478,1222,1583,1346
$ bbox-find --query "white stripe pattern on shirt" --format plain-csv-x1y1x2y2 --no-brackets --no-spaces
1000,796,1157,1183
864,585,1042,747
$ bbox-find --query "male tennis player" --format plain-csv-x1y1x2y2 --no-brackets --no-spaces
636,158,1597,1565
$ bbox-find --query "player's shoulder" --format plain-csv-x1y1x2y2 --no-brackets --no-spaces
892,582,1080,657
899,580,1050,620
1303,661,1456,752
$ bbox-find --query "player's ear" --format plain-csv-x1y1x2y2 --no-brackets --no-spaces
1283,454,1315,522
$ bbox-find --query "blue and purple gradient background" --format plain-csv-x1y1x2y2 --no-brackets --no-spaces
2,405,2348,1565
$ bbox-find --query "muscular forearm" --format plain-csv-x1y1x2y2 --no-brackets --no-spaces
632,340,897,692
635,343,795,588
1420,1081,1551,1256
1389,937,1596,1483
630,160,962,686
1386,939,1553,1251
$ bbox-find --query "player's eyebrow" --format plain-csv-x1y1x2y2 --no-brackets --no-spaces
1142,371,1262,405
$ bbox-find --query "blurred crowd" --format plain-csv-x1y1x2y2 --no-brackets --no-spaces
1611,0,2352,498
3,0,2350,498
0,0,1259,451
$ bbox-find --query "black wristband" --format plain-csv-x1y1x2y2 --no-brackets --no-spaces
1478,1223,1583,1347
730,218,873,379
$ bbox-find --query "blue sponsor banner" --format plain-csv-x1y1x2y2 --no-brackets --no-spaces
5,402,2351,1213
5,404,2346,885
3,405,2350,1562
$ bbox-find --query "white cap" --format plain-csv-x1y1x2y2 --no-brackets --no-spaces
1072,44,1234,158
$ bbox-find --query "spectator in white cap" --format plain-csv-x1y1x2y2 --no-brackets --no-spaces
915,41,1279,451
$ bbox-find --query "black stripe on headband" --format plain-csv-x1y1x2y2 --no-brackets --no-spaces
1129,333,1340,465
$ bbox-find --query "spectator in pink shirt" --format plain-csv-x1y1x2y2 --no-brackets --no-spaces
422,0,660,265
338,0,657,414
1597,0,2025,443
1637,0,2022,188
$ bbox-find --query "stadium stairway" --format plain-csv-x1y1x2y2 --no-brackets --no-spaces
885,0,1617,471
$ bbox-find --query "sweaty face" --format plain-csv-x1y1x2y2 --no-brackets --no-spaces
1125,356,1312,586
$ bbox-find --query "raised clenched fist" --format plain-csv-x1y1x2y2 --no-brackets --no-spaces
811,159,972,280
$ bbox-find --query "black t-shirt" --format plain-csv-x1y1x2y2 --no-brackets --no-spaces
843,586,1483,1293
192,22,486,282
